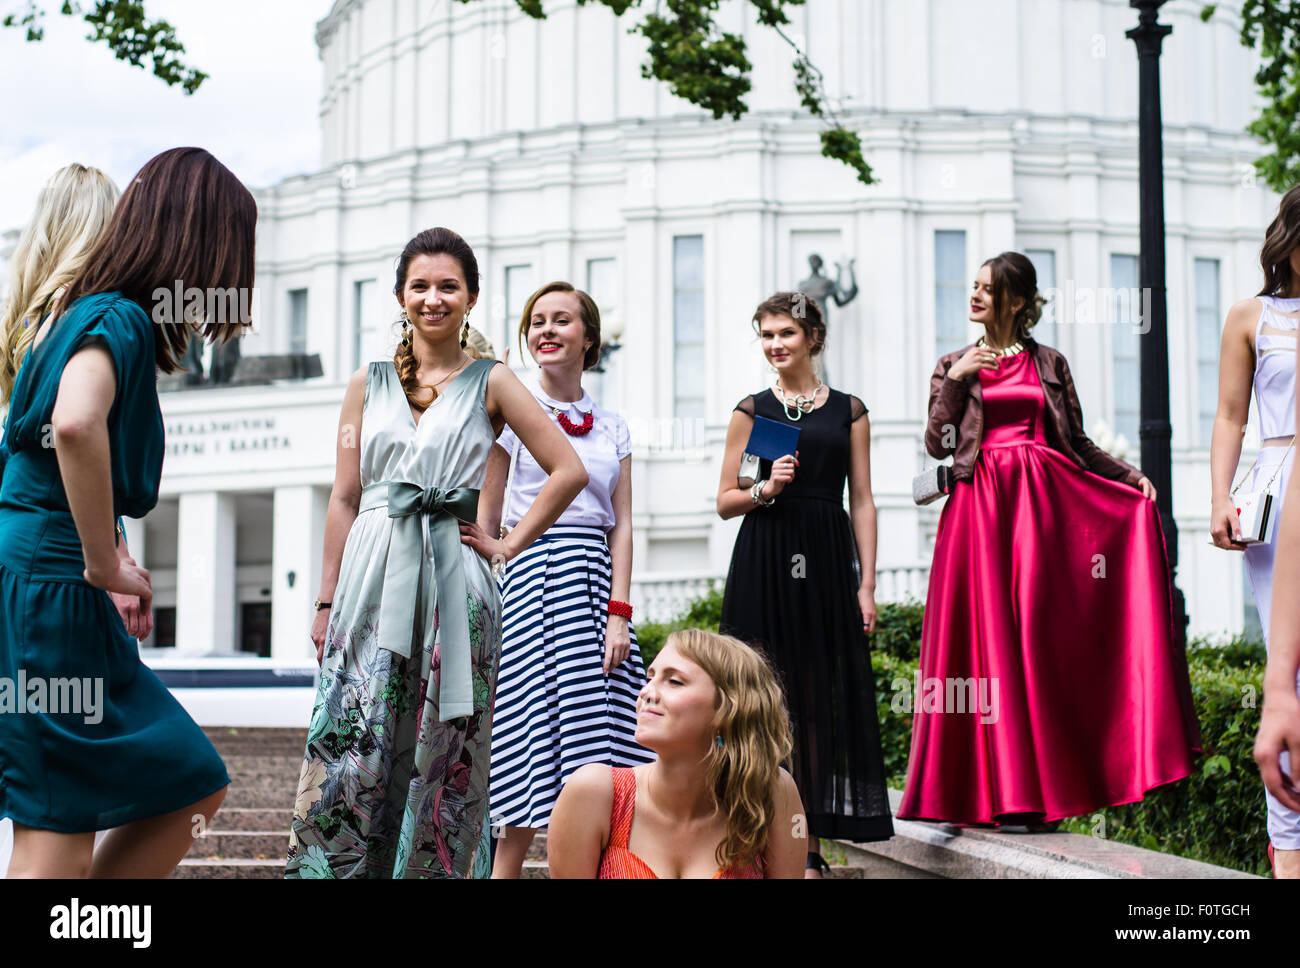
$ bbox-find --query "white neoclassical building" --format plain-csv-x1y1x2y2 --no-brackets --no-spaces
24,0,1286,720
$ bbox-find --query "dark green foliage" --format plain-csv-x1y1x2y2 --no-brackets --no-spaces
1203,1,1300,192
451,0,876,185
3,0,206,93
635,583,724,668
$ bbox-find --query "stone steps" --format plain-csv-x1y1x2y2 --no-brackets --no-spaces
203,726,308,759
173,858,285,879
189,831,288,860
208,807,295,832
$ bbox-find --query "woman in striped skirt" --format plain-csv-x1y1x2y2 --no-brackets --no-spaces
481,281,653,878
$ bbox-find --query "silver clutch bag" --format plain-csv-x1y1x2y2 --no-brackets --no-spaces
912,465,954,506
738,451,761,488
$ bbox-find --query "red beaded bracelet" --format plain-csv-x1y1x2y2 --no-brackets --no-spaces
608,599,633,620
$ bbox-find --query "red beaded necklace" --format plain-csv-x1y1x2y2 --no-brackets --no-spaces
553,407,594,436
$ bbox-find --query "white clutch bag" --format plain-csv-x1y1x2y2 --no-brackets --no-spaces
1230,438,1294,545
1234,486,1278,546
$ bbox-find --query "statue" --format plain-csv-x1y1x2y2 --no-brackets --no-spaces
209,334,242,385
797,254,858,312
181,331,205,386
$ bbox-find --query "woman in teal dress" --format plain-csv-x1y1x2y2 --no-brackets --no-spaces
286,227,588,879
0,147,256,877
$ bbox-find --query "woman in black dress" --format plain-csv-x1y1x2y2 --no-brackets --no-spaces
717,292,893,877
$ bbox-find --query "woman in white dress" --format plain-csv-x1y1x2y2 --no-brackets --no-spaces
482,281,653,878
1211,183,1300,878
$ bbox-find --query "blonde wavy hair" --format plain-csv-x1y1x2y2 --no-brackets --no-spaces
666,628,794,873
0,164,120,407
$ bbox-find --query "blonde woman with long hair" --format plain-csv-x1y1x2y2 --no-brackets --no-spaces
1,164,120,413
547,629,807,878
0,164,152,646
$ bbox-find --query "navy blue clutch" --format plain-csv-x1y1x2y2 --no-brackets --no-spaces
738,415,800,486
745,415,800,461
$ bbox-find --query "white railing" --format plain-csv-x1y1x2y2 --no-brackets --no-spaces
630,574,724,625
630,563,932,625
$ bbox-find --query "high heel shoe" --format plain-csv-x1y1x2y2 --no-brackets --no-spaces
806,852,831,877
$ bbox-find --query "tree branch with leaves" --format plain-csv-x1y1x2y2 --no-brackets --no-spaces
457,0,877,185
1203,1,1300,192
2,0,206,94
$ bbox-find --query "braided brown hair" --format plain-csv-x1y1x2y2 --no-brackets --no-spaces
981,252,1047,342
392,227,479,410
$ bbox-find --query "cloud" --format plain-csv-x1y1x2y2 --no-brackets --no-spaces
0,0,331,229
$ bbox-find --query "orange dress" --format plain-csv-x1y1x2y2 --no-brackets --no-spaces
596,766,763,879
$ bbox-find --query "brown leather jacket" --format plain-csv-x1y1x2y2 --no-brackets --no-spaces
925,340,1143,488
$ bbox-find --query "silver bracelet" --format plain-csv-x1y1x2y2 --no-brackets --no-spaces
750,479,775,506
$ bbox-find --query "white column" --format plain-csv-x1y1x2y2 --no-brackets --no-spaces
121,517,146,567
175,491,237,656
271,484,329,662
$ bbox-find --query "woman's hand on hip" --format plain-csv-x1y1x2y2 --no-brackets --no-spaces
460,520,510,568
857,585,877,636
108,555,154,640
1209,497,1247,550
603,613,631,674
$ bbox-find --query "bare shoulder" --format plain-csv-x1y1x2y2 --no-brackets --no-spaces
565,762,616,802
774,767,799,801
552,762,615,836
1226,297,1265,335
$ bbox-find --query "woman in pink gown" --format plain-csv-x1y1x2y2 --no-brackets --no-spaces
898,251,1200,826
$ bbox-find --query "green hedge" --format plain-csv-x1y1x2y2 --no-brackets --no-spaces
642,592,1270,876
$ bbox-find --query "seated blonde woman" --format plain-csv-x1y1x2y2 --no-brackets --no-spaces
547,629,807,878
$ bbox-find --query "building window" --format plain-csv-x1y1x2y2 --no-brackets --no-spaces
935,230,968,357
1110,254,1141,449
289,288,309,355
152,607,176,650
240,602,272,658
1025,248,1058,348
586,258,620,408
1194,258,1222,446
352,279,376,370
505,264,535,359
586,258,619,321
673,235,706,421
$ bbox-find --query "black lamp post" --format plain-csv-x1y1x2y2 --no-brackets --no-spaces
1127,0,1188,652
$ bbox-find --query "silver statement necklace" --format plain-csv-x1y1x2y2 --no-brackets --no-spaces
774,380,826,421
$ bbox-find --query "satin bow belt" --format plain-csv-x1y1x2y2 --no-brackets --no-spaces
359,480,480,722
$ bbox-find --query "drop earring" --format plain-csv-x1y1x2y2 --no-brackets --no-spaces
401,310,411,349
461,310,471,349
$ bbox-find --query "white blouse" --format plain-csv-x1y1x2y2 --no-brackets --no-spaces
496,382,631,532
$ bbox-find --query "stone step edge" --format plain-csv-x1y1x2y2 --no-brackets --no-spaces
830,790,1260,880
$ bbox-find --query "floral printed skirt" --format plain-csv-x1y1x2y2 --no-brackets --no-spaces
286,588,501,879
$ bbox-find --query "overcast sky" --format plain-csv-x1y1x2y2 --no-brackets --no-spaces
0,0,332,231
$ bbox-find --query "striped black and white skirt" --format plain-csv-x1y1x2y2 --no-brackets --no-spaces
489,525,654,829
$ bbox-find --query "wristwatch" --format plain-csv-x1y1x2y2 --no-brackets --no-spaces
314,598,332,611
